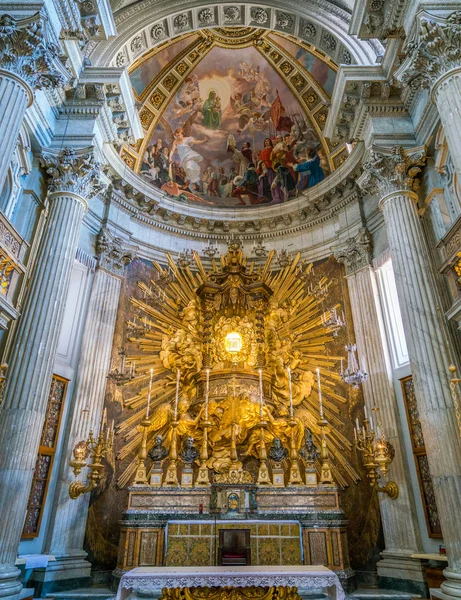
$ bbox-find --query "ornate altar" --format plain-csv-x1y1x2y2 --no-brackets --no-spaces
112,243,358,588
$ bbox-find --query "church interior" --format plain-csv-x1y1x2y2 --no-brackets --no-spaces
1,1,461,600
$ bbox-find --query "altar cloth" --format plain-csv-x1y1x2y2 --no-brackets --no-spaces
115,566,345,600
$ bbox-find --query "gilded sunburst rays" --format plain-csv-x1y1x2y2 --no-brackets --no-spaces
115,248,359,488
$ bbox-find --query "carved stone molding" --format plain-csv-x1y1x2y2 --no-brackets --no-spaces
95,227,134,276
333,227,373,276
358,145,427,198
40,146,105,200
396,11,461,91
0,13,68,91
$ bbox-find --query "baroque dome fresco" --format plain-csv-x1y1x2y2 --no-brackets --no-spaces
120,27,351,209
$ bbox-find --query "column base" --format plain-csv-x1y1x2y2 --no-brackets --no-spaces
0,565,22,600
377,551,427,597
31,552,92,597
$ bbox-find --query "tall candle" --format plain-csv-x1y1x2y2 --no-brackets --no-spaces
205,369,210,420
364,404,368,419
146,368,153,418
316,368,324,418
287,367,293,418
174,369,180,421
259,369,264,419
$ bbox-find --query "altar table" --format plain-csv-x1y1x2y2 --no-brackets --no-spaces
115,566,345,600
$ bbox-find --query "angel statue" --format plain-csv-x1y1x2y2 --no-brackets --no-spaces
161,111,208,191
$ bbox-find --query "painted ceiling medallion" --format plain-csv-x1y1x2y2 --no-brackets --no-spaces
124,28,350,212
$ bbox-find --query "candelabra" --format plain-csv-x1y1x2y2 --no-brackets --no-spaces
132,416,151,485
69,411,114,499
177,248,193,268
107,349,135,385
195,418,211,487
276,248,292,268
203,239,219,259
163,420,180,486
256,419,271,485
227,234,243,252
340,344,368,388
252,239,268,258
287,418,303,485
354,407,398,499
321,306,345,337
318,417,334,485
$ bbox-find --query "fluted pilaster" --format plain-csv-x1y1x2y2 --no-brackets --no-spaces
347,266,422,552
381,190,461,594
432,68,461,182
0,191,86,599
0,146,102,600
44,267,121,572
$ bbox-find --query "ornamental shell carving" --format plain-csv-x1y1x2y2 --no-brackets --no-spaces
151,23,165,41
302,21,316,39
251,7,268,24
223,6,240,22
173,13,189,30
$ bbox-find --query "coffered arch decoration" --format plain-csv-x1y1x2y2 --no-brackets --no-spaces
88,1,382,70
119,27,351,209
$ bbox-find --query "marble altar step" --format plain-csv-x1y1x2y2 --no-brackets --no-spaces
347,589,421,600
46,586,115,600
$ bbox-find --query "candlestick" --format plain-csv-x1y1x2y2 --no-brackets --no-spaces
364,404,368,419
146,368,153,418
174,369,180,421
356,417,360,430
205,369,210,420
259,369,264,420
287,367,293,418
316,368,323,417
354,427,357,443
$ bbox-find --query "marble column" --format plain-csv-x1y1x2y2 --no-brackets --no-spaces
334,229,425,594
361,145,461,600
397,11,461,182
39,229,132,594
0,13,66,193
0,147,102,600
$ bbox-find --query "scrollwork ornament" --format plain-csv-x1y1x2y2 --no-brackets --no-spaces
95,227,134,275
40,146,105,200
223,7,240,22
151,23,165,41
198,8,214,24
0,13,66,90
399,11,461,90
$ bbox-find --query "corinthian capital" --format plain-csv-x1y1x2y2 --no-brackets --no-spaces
359,145,427,198
40,146,105,200
0,13,68,90
333,228,373,276
95,227,134,276
396,11,461,90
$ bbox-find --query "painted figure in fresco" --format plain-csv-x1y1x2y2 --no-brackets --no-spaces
232,163,259,205
288,149,325,188
170,127,208,190
202,90,222,130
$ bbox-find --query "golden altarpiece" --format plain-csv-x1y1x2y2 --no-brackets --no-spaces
109,243,362,584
